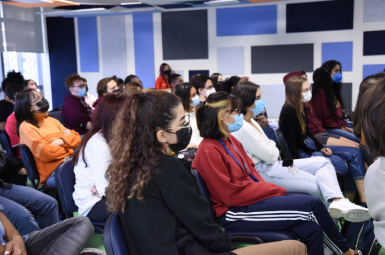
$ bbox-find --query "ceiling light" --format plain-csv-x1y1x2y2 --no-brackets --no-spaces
121,2,142,4
40,0,53,3
71,7,106,12
204,0,235,3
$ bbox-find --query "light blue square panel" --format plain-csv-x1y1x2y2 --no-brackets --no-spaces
217,5,277,36
259,85,285,118
322,41,353,71
363,64,385,79
217,47,244,75
364,0,385,22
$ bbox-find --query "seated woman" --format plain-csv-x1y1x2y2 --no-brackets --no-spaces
311,60,359,143
105,91,307,255
16,89,81,186
175,83,203,148
192,91,362,255
361,78,385,247
73,93,127,222
280,75,368,204
231,81,367,218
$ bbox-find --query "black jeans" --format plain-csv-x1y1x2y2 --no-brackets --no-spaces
87,198,111,223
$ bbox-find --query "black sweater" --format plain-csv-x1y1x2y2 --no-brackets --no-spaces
119,153,235,255
279,104,324,159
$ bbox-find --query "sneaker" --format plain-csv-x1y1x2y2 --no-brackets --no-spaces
79,248,106,255
353,250,362,255
328,198,371,223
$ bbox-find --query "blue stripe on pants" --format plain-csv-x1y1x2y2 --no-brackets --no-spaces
217,196,349,255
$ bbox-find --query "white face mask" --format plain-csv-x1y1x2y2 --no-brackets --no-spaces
301,91,312,103
205,88,216,98
190,95,200,107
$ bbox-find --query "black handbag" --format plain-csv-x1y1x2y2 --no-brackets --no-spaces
174,148,197,172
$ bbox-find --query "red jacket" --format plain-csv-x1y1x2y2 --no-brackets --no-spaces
304,101,326,136
192,135,286,218
155,76,170,89
311,90,347,129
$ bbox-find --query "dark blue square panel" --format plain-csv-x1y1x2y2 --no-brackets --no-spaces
162,10,208,60
158,4,193,9
189,70,209,80
363,30,385,56
341,83,352,112
252,44,314,74
286,0,354,33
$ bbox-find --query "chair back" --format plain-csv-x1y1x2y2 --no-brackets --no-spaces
191,169,217,221
0,131,17,158
20,145,41,189
275,129,292,160
54,160,78,214
48,111,63,125
104,213,130,255
359,144,376,167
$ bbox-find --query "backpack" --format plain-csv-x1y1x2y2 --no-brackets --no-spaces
341,219,382,255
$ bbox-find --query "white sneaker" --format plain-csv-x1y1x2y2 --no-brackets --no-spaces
328,198,370,223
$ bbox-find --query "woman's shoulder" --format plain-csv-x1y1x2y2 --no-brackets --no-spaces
281,103,296,113
19,121,35,130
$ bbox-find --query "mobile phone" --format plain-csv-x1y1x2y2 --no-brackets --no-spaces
282,159,293,167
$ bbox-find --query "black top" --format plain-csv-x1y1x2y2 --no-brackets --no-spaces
0,100,14,123
119,153,235,255
279,104,324,159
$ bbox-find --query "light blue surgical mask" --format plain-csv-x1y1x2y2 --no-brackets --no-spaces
77,87,87,98
224,113,244,133
332,72,343,83
190,95,200,107
251,99,265,116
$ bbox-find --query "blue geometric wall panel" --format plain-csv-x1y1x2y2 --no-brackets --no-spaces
217,5,277,36
363,30,385,56
364,0,385,22
189,70,209,80
78,17,99,72
217,47,244,75
363,64,385,79
260,85,285,118
322,42,353,71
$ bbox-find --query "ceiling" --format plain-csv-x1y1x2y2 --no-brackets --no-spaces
1,0,283,17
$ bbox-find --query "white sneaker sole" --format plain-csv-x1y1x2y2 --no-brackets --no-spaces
328,207,371,223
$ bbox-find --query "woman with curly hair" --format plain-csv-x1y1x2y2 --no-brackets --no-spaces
311,60,359,142
105,91,307,255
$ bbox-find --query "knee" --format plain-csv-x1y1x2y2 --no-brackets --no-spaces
283,240,307,255
71,216,94,240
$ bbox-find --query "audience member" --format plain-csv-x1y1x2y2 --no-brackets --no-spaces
155,63,171,90
115,77,124,92
16,89,81,186
280,76,368,204
211,72,222,91
352,72,385,144
232,82,368,221
123,82,142,96
192,91,362,255
62,74,93,135
23,79,37,90
168,73,182,94
92,77,119,109
192,75,215,106
0,182,58,236
219,76,240,94
0,210,102,255
73,93,127,222
124,74,140,85
284,71,359,148
361,77,385,247
105,91,307,255
0,71,25,131
312,60,359,142
175,83,203,148
189,73,201,85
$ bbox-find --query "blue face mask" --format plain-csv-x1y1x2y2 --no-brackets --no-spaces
332,72,343,83
190,95,200,107
224,113,244,133
251,99,265,116
77,87,87,98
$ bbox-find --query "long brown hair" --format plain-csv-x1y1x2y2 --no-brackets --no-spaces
105,91,181,213
72,93,127,167
284,76,307,133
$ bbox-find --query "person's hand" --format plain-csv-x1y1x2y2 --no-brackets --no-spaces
50,139,65,146
4,239,27,255
18,168,27,176
342,126,353,133
63,129,71,136
321,148,332,156
187,144,198,149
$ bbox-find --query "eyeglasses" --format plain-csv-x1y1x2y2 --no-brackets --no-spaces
302,86,312,93
71,84,86,89
31,93,43,105
204,85,214,90
226,109,240,115
164,114,191,133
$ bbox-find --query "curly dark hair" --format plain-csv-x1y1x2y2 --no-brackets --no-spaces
105,91,181,213
312,60,344,113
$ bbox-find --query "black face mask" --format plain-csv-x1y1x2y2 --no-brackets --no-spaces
36,98,49,112
166,122,192,153
112,88,121,93
164,70,171,76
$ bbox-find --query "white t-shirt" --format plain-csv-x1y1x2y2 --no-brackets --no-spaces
232,118,279,165
73,132,110,216
189,111,203,147
365,156,385,247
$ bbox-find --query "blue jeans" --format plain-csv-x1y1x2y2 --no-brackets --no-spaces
0,184,59,236
326,128,360,143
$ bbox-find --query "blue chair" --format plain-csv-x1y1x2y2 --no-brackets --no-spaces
0,131,17,158
19,145,57,195
55,160,105,233
48,111,64,125
275,129,292,160
104,213,130,255
192,169,298,244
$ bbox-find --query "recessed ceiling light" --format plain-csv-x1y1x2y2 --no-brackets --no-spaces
204,0,235,3
121,2,142,4
71,7,106,12
40,0,53,3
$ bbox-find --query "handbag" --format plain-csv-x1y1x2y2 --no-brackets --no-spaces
174,148,197,172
